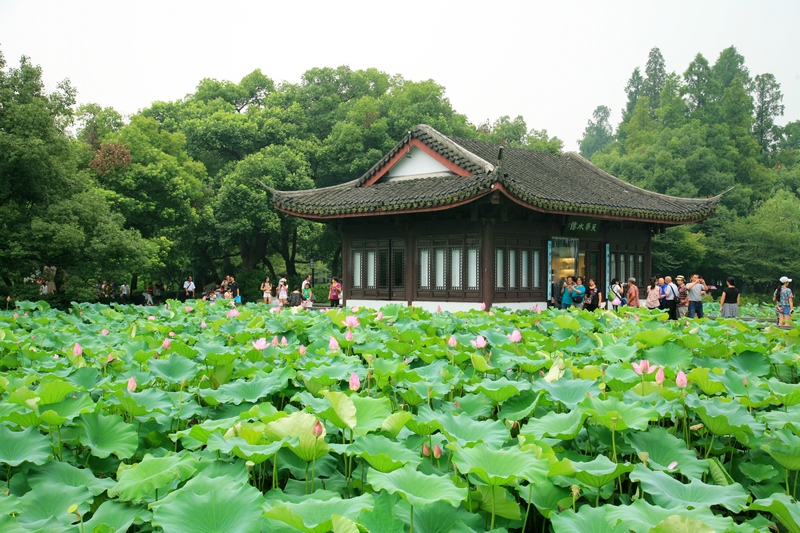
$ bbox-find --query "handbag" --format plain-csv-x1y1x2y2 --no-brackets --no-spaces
572,294,583,304
611,297,622,306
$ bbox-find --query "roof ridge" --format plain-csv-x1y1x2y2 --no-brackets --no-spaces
415,125,495,174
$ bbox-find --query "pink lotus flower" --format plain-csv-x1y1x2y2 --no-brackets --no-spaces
101,329,109,335
676,370,688,389
312,420,324,437
436,305,442,313
298,345,307,356
6,296,10,301
329,336,340,351
448,335,457,348
631,360,657,375
202,295,207,301
272,336,279,347
376,311,383,320
200,321,207,328
433,444,442,459
508,330,522,343
742,377,748,387
73,343,82,357
127,377,136,392
13,313,18,319
480,302,487,310
226,308,240,318
344,316,360,328
668,461,678,470
53,354,59,359
422,443,431,457
655,366,665,385
107,354,114,362
349,371,360,391
345,330,353,342
351,306,359,312
162,338,171,350
253,338,268,351
534,320,541,326
148,315,156,321
281,336,288,346
168,331,175,337
471,335,487,349
185,306,192,312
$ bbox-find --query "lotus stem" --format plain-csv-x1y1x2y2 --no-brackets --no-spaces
490,486,496,530
410,504,414,533
521,483,533,533
272,451,278,490
311,455,316,494
785,468,790,497
704,434,715,460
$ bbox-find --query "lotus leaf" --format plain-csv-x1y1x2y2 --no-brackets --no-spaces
148,354,198,383
82,500,153,533
17,482,93,529
28,460,114,495
748,493,800,533
152,474,265,533
357,491,404,533
534,378,600,409
320,390,357,429
465,377,530,404
264,493,373,533
604,499,735,533
368,465,467,508
206,433,293,465
625,427,708,479
0,424,52,466
760,429,800,470
351,395,392,434
78,412,139,459
629,464,749,511
686,396,764,439
348,434,421,472
582,396,658,431
108,453,198,501
520,408,587,440
550,505,628,533
644,343,693,369
433,411,509,448
451,443,549,485
265,411,329,462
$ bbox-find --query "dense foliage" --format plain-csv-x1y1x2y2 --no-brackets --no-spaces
0,302,798,532
579,47,800,291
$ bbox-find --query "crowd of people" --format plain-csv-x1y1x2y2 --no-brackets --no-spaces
555,273,794,324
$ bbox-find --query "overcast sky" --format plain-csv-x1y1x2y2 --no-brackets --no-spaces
2,0,798,151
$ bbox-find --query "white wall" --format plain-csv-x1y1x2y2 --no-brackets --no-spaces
345,299,548,313
385,147,450,179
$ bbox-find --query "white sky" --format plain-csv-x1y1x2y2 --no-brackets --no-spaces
1,0,798,151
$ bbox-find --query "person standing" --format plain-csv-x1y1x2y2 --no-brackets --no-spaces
626,277,640,307
261,277,272,305
144,283,154,305
663,276,679,320
155,279,165,304
329,277,342,308
229,276,240,303
572,277,587,309
686,274,707,318
583,278,602,311
120,282,130,304
183,276,195,300
774,276,794,327
645,277,661,310
719,277,740,318
560,276,575,310
609,278,624,310
675,275,688,319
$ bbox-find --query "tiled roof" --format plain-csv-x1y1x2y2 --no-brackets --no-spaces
272,125,722,223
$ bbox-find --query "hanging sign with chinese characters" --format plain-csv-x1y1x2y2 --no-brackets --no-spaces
563,216,602,235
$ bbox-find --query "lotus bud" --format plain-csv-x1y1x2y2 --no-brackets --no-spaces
185,306,192,312
13,313,18,319
676,370,688,388
298,345,307,356
73,343,82,356
312,420,324,437
200,321,207,328
127,376,136,392
272,336,279,347
148,315,156,320
448,335,457,348
433,444,442,459
742,377,748,387
349,371,360,391
637,451,649,466
162,338,171,350
345,330,354,342
668,461,678,470
655,366,665,385
107,354,114,362
422,443,431,457
101,329,109,335
376,311,383,320
480,302,486,310
436,305,442,313
281,336,288,346
329,337,340,351
6,295,10,301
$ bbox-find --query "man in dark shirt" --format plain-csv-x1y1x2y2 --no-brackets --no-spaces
229,276,240,302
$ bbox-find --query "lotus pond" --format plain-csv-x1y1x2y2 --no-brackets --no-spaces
0,300,799,533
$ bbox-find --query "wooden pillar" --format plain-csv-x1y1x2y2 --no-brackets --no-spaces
405,223,414,307
341,226,349,304
481,218,494,308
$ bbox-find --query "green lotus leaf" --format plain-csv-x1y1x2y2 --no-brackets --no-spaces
551,454,634,488
395,499,483,533
0,424,52,466
475,485,522,520
320,390,357,430
264,494,373,533
739,461,779,482
748,493,800,533
207,432,293,464
451,442,548,486
0,515,28,533
632,328,673,347
368,465,467,508
760,405,800,433
644,343,693,369
173,416,239,448
351,395,392,435
767,379,800,407
381,411,413,438
265,411,329,462
497,389,543,422
470,352,493,372
432,411,509,448
625,427,708,479
207,372,290,405
149,354,198,384
78,412,138,459
348,434,421,472
152,474,265,533
28,460,114,496
686,396,764,439
331,515,361,533
17,482,93,529
520,408,587,440
629,464,748,511
534,378,600,409
605,498,734,533
760,430,800,470
358,491,404,533
465,377,530,404
82,500,153,533
550,505,628,533
598,342,639,363
581,396,658,431
108,453,198,501
36,378,77,404
300,362,353,390
685,367,725,395
39,394,96,426
553,314,581,331
518,479,571,518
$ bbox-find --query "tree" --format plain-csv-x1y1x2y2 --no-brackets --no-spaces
622,67,644,123
682,53,716,118
752,73,784,155
643,47,667,113
579,105,614,159
194,69,275,112
77,103,124,149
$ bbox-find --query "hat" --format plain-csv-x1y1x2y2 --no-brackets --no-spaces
780,276,792,283
675,275,685,281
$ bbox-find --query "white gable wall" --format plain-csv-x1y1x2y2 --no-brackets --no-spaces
383,146,452,181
